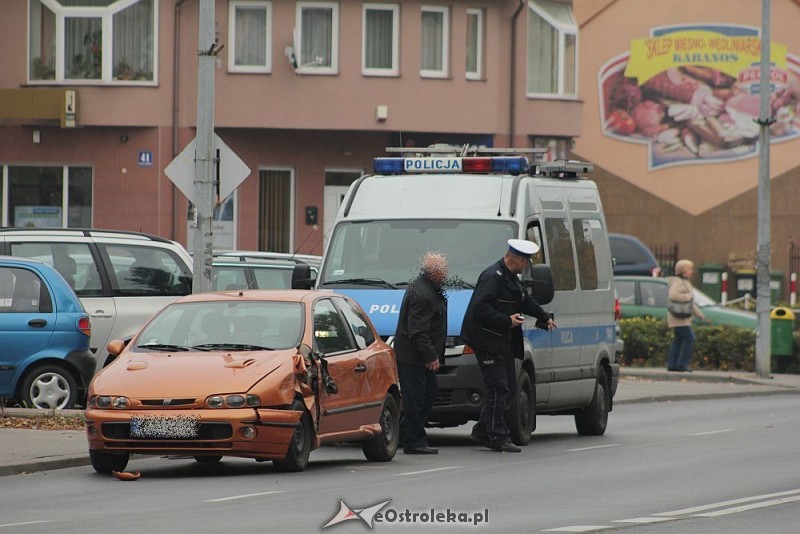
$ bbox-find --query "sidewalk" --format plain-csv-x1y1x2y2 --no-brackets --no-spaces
2,367,799,477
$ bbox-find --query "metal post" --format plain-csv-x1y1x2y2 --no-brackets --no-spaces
755,0,773,378
192,0,216,293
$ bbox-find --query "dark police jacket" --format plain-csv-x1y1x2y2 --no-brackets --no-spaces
460,259,550,359
393,273,447,366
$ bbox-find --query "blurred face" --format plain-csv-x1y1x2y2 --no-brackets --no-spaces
422,253,448,285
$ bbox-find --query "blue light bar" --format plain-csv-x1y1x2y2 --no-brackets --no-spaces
373,158,405,174
373,156,530,175
491,156,529,175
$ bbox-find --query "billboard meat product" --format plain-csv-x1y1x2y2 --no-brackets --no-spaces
599,24,800,170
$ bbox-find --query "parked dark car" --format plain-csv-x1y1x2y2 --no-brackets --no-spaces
0,256,94,409
609,233,662,277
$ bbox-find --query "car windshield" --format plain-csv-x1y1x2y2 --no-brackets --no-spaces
135,300,304,351
319,219,516,287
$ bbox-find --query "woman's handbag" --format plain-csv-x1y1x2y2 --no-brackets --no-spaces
668,300,693,318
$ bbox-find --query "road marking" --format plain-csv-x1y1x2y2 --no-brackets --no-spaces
565,444,620,452
542,526,612,532
0,521,54,528
653,488,800,516
688,429,735,436
394,466,462,477
205,491,284,503
611,517,675,523
694,495,800,517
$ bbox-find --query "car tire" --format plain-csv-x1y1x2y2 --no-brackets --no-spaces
508,370,535,446
273,400,312,472
574,366,609,436
90,450,130,474
19,364,79,410
362,393,400,462
194,455,222,463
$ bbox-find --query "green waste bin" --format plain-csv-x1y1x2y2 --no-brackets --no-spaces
699,263,725,302
770,306,795,357
734,269,756,300
770,271,784,304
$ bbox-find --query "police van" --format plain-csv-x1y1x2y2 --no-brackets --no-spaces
317,146,619,445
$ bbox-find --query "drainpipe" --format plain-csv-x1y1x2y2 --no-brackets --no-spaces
171,0,187,240
508,0,525,148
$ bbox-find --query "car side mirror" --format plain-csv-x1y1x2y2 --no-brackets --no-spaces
523,264,555,305
291,264,313,289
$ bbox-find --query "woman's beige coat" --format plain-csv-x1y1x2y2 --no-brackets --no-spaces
667,276,704,328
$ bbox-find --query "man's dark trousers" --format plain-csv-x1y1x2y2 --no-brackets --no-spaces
397,360,437,449
476,352,517,444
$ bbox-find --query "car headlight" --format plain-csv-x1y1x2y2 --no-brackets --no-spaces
90,396,130,409
205,394,261,408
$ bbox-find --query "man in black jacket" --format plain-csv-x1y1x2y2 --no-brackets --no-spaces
393,252,448,455
461,239,556,452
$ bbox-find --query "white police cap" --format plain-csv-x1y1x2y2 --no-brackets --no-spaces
507,239,539,258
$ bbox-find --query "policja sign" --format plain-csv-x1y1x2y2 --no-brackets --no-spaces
165,133,251,204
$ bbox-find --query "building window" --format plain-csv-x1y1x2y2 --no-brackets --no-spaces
420,6,449,78
466,8,483,80
29,0,157,85
532,137,572,161
2,165,92,228
228,1,272,73
296,1,339,74
363,4,399,76
259,169,294,253
526,0,577,97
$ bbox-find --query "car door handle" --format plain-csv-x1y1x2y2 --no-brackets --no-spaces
28,319,48,328
355,364,367,373
91,310,113,318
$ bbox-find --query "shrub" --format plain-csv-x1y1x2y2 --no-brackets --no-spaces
620,317,758,371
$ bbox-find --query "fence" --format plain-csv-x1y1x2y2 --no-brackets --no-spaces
652,242,678,276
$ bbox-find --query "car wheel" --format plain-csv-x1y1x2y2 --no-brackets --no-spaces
19,364,78,410
273,400,312,472
508,370,535,446
362,393,400,462
194,455,222,463
574,366,609,436
90,450,130,474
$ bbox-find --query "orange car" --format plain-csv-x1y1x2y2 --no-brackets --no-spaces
85,289,400,473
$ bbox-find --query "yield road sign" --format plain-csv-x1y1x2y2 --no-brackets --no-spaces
165,133,251,204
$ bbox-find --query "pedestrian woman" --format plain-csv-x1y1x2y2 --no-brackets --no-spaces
666,259,706,372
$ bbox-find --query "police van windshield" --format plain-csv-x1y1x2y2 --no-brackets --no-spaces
319,220,517,288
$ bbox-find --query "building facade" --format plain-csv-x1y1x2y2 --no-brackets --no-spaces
1,0,582,256
574,0,800,299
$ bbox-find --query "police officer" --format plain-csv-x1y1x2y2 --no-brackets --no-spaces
393,252,448,454
460,239,556,452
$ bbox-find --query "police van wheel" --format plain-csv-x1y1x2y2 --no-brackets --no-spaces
575,367,609,436
508,370,535,446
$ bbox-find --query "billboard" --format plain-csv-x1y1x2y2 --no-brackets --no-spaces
599,24,800,169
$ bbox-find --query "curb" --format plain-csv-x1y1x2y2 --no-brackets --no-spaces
0,455,90,477
615,388,800,405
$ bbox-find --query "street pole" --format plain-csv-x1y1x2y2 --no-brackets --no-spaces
755,0,773,378
192,0,216,293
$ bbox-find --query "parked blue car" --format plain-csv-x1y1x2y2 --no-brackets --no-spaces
0,257,94,409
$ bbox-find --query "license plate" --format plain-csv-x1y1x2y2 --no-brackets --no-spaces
129,415,200,439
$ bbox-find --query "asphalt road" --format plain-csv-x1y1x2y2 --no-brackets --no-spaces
1,395,799,533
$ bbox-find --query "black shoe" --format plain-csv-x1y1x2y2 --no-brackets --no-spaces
667,367,681,372
403,446,439,455
681,368,693,373
470,426,490,448
488,441,521,453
